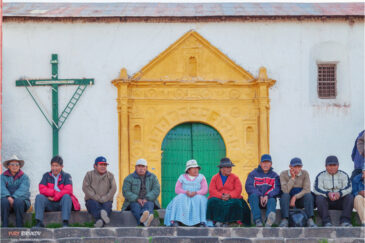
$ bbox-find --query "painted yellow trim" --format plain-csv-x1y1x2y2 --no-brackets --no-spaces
112,31,275,209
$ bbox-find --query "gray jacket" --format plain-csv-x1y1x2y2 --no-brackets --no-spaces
82,169,117,203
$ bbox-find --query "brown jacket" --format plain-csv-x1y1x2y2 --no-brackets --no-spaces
280,169,311,199
82,169,117,203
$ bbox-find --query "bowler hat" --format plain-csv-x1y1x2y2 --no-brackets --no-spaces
217,157,235,168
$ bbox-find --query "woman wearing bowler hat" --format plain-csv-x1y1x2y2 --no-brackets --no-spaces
1,155,31,227
206,157,251,227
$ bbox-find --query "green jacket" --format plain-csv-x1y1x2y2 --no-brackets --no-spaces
122,171,161,211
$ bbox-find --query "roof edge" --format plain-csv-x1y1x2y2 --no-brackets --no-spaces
3,15,364,23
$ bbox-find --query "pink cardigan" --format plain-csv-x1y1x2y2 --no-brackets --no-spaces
175,174,208,195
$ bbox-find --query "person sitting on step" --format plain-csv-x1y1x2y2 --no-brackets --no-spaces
352,167,365,226
245,154,280,227
313,155,353,227
82,156,117,227
164,159,208,227
279,157,317,227
34,156,80,227
206,157,251,227
122,158,160,227
1,155,31,227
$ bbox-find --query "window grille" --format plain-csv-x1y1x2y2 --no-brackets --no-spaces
318,64,336,99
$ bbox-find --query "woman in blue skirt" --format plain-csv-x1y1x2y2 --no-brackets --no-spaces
164,160,208,227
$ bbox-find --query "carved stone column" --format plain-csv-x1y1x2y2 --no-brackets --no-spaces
112,68,130,210
257,67,276,157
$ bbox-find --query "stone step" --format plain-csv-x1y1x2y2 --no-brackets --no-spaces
4,209,361,227
1,226,364,241
2,237,365,243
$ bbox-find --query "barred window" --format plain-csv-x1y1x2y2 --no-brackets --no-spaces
317,64,337,99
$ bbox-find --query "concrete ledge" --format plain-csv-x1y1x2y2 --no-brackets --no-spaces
2,208,362,227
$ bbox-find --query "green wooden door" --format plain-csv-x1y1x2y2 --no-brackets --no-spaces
161,122,226,208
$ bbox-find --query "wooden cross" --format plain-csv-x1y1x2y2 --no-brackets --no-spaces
16,54,94,156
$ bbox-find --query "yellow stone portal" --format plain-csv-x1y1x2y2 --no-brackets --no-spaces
112,30,276,209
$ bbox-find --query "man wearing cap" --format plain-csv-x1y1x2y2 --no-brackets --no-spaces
313,155,353,227
279,157,317,227
34,156,80,227
1,155,30,227
122,158,160,227
352,168,365,226
206,157,251,227
245,154,280,227
82,156,117,227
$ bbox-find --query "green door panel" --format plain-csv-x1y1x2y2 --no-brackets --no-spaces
161,122,226,208
191,123,226,195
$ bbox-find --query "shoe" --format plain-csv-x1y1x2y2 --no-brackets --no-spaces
215,222,223,227
140,210,149,224
265,212,276,227
143,214,154,227
323,222,333,227
340,221,352,227
100,209,110,224
34,220,44,228
199,222,206,227
171,221,179,227
307,218,318,227
279,218,288,227
94,219,104,228
255,219,263,227
62,220,69,227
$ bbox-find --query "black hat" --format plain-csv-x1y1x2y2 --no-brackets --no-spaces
217,157,235,168
51,155,63,166
325,155,339,166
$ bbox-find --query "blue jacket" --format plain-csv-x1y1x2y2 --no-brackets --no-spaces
1,169,31,208
245,165,281,198
352,130,365,170
352,173,364,196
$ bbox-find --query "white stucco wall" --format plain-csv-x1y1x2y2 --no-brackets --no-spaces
2,20,364,209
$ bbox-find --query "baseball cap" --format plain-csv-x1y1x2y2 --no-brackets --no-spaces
94,156,109,166
290,157,303,167
325,155,339,166
261,154,272,163
136,158,147,166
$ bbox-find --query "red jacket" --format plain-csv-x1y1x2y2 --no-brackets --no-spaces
208,172,242,199
39,171,80,211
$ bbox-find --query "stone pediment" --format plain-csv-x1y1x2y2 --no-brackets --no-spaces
131,30,254,83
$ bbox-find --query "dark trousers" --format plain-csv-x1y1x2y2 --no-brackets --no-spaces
1,197,28,227
129,201,154,224
85,199,112,221
351,169,363,180
248,194,277,221
35,194,72,222
280,193,314,219
316,194,354,224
